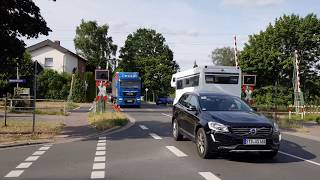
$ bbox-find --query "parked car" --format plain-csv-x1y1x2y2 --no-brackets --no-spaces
156,97,174,105
172,92,281,159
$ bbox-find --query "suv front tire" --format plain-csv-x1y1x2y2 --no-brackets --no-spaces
172,119,183,141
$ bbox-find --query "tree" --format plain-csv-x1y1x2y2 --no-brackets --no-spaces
74,20,117,71
70,73,86,102
211,47,235,66
239,14,320,103
0,0,51,80
119,28,179,97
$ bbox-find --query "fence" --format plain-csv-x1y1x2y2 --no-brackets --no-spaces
0,98,72,132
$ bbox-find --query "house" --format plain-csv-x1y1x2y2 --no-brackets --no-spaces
27,39,86,74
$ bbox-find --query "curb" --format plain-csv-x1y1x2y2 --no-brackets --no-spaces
0,139,54,149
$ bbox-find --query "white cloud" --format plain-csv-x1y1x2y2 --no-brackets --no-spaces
222,0,285,7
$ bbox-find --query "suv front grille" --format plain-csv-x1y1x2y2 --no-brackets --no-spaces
231,127,272,136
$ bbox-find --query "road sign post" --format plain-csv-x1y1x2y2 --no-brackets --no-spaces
145,88,149,102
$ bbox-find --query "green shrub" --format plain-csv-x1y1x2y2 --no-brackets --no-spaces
37,70,71,100
253,86,293,106
70,73,86,103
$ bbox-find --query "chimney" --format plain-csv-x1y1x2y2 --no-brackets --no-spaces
54,40,60,45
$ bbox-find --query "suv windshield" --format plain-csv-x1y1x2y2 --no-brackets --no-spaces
199,95,252,111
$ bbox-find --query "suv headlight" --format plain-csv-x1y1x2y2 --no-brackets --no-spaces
208,122,229,133
273,122,279,133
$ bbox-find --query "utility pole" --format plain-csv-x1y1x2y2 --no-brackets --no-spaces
32,61,37,133
16,63,19,89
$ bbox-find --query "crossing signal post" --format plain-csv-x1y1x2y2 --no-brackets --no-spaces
95,69,109,113
242,75,256,105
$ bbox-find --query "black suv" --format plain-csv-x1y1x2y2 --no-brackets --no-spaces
172,92,281,159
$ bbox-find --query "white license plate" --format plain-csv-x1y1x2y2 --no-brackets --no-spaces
127,100,133,102
243,139,266,145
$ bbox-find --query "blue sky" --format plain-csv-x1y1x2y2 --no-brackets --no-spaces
25,0,320,70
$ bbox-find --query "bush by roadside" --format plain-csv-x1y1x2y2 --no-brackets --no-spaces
88,112,128,131
0,120,64,143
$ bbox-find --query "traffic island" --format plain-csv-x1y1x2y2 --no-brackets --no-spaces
88,112,128,131
0,120,64,146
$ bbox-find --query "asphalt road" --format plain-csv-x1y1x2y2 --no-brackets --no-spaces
1,104,320,180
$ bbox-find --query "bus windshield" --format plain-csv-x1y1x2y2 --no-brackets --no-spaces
120,81,141,89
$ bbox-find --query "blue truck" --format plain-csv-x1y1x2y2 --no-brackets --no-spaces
112,72,141,107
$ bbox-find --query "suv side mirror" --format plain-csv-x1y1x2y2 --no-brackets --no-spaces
187,105,197,111
251,107,258,111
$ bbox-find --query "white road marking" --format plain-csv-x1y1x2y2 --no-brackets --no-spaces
98,140,106,143
25,156,40,162
98,137,106,140
97,143,106,146
32,151,45,156
4,145,51,178
5,170,24,178
166,146,188,157
96,151,106,156
279,151,320,166
93,163,105,170
94,156,106,162
73,106,81,110
89,106,94,111
16,162,32,169
96,146,106,151
199,172,221,180
39,146,50,151
139,125,149,130
91,171,105,179
162,113,172,118
149,133,162,139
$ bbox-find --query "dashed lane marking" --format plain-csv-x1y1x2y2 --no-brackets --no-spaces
139,125,149,130
16,162,32,169
25,156,40,162
91,171,105,179
279,151,320,166
95,151,106,156
4,170,24,178
96,146,106,151
166,146,188,157
4,145,51,178
39,146,50,151
199,172,221,180
32,151,45,156
97,142,106,146
94,156,106,162
93,163,106,170
149,133,162,140
161,113,172,118
91,136,107,179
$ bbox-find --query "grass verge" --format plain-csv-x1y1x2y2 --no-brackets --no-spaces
88,112,128,131
0,120,64,143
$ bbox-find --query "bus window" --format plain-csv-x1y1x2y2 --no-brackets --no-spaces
205,75,239,84
177,80,183,89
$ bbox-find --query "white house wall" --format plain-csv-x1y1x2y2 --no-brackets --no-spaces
64,53,78,73
30,46,65,73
